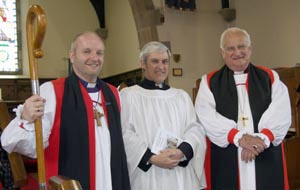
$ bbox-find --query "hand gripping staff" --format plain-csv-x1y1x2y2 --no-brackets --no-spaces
26,5,47,190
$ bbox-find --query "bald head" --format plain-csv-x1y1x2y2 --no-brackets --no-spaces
70,31,104,54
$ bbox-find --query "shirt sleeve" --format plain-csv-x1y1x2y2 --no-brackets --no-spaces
1,82,56,158
195,75,238,148
258,70,292,146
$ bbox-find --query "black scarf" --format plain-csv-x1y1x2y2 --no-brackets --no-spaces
210,64,272,129
59,72,130,190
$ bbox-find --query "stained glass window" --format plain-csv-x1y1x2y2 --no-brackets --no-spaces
0,0,21,74
165,0,196,11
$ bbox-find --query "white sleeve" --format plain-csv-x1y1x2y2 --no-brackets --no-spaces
195,75,238,148
181,91,207,185
181,91,206,153
258,70,292,146
120,88,148,177
1,81,56,158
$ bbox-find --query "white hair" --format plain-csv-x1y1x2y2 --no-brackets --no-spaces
139,41,171,63
220,27,251,49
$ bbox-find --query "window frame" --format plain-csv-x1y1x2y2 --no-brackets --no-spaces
0,0,22,75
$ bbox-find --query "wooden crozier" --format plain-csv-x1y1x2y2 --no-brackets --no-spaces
26,5,82,190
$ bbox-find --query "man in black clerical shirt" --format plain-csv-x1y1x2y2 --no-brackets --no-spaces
120,41,207,190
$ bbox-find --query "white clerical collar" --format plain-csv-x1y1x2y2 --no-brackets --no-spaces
79,78,100,93
155,83,163,88
234,71,245,75
87,83,97,88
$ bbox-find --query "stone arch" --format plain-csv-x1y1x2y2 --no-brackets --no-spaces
127,0,163,48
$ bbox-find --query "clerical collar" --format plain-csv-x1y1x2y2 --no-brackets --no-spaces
234,66,249,75
234,71,244,75
79,78,100,93
138,78,170,90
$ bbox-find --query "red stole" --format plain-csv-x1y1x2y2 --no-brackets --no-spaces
43,78,120,189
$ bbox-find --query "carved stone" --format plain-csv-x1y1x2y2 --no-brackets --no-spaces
218,8,236,22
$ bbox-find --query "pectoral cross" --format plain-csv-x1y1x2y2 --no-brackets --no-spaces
94,109,104,127
240,114,248,128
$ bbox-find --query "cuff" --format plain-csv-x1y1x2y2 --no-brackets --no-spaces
14,105,34,131
177,142,193,167
233,131,247,148
254,133,271,148
260,128,274,142
138,148,154,172
14,104,24,121
228,128,240,144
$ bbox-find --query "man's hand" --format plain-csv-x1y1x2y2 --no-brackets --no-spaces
149,148,184,169
238,134,267,162
241,149,256,163
22,95,45,123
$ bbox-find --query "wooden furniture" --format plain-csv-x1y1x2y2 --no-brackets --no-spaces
192,66,300,189
0,78,54,122
0,78,54,102
192,78,201,104
0,102,28,189
275,67,300,189
117,82,128,91
102,68,142,87
274,67,300,136
48,176,82,190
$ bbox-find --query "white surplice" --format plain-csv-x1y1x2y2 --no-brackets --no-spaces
195,70,291,190
1,81,112,190
120,85,207,190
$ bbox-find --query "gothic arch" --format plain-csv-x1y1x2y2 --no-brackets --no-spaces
127,0,163,48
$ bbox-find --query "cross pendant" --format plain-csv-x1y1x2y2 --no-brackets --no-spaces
241,115,248,127
94,109,104,127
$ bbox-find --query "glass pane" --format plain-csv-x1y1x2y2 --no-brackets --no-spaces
0,0,21,74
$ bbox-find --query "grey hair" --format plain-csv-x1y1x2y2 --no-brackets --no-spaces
70,31,103,53
220,27,251,49
139,41,172,63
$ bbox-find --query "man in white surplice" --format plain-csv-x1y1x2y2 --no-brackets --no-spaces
120,41,207,190
195,27,291,190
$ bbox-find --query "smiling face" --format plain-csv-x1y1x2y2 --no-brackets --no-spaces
69,32,104,83
221,30,252,72
142,51,170,84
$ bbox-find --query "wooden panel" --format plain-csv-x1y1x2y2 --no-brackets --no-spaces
16,79,33,101
0,102,28,187
0,78,54,102
275,67,300,136
192,78,201,103
49,176,82,190
0,79,17,101
284,137,300,189
102,68,142,87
